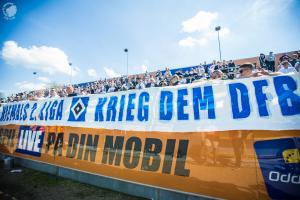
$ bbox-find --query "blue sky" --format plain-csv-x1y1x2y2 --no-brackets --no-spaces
0,0,299,96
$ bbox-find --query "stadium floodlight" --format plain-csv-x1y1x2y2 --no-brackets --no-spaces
33,71,37,86
69,62,73,84
124,48,128,76
215,26,222,61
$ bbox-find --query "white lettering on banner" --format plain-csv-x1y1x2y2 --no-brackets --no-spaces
0,74,299,132
269,171,300,184
17,130,42,152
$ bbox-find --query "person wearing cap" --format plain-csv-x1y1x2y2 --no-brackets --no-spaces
278,60,297,74
276,59,293,71
279,53,291,63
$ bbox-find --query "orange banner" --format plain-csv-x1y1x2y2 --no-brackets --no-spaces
1,124,299,199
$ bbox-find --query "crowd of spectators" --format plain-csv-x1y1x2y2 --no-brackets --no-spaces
1,51,299,104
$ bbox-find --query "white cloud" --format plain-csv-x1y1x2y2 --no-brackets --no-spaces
244,0,293,20
179,11,230,48
72,66,80,73
179,27,230,48
133,64,148,73
15,75,52,91
0,90,5,98
87,68,98,78
15,81,47,91
141,65,148,72
181,11,218,33
179,37,208,47
1,41,79,76
103,67,120,78
37,76,51,83
132,60,150,74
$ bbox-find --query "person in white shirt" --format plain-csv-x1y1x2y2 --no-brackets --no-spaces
49,89,59,98
197,65,205,75
107,82,116,93
149,77,156,87
35,90,45,100
278,60,297,74
96,83,105,94
164,68,172,82
135,78,145,89
120,84,128,91
276,60,292,71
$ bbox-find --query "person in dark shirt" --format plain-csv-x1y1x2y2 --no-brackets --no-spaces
259,53,267,69
289,53,299,67
66,86,77,97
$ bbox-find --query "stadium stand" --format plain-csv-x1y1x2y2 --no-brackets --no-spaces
1,50,299,103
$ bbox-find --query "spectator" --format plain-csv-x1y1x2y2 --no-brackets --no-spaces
81,88,88,95
160,79,168,87
266,51,276,72
4,51,299,104
220,60,228,74
238,63,271,78
227,60,236,79
278,60,297,74
135,78,145,89
211,70,223,80
209,60,217,75
169,74,180,86
295,60,300,72
145,76,156,88
183,70,191,83
58,90,66,98
97,83,107,93
259,53,267,69
66,86,77,97
27,93,34,101
107,81,116,93
164,68,172,83
289,53,299,67
155,70,162,78
279,53,290,63
49,89,59,98
196,65,206,80
35,90,45,100
276,59,293,71
197,64,205,74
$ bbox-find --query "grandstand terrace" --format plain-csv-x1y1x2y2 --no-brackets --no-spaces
0,50,299,103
